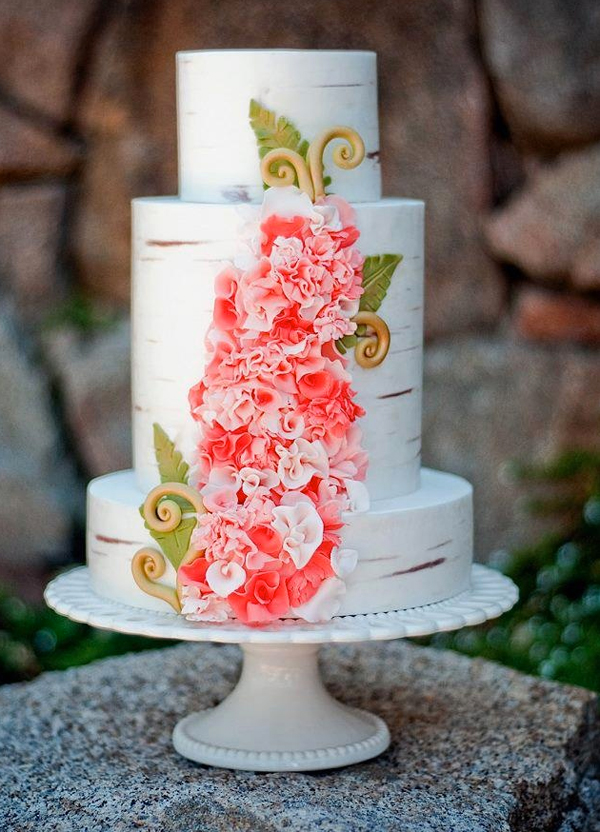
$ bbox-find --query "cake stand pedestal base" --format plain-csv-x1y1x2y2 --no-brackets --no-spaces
45,565,518,772
173,643,389,771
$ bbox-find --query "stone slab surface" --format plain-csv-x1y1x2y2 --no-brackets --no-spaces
0,641,598,832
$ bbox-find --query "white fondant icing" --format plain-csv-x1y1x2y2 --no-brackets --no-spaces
177,50,381,204
131,197,424,502
87,469,472,617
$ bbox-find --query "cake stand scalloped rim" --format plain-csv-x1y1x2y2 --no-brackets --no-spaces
44,563,517,644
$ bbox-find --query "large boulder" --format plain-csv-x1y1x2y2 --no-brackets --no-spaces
480,0,600,152
0,641,597,830
0,184,67,323
513,286,600,346
0,304,73,569
0,0,99,123
485,144,600,291
43,320,132,477
0,106,79,183
423,336,600,555
73,0,505,334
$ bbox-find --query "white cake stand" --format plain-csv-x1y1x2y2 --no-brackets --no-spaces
45,564,517,772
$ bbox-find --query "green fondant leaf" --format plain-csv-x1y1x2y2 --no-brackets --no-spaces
334,254,403,356
153,423,189,485
359,254,403,314
146,514,197,572
249,98,309,162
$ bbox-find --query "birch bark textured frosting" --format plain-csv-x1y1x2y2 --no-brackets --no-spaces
86,48,475,622
177,50,381,204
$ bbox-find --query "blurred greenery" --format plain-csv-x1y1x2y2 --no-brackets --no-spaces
422,449,600,691
0,591,170,685
0,448,599,689
42,290,118,333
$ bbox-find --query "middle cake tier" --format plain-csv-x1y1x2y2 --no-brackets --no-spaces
132,196,424,501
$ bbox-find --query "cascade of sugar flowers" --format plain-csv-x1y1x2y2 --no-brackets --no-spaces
179,186,370,624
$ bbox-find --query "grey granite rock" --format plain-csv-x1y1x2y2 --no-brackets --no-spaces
0,641,597,831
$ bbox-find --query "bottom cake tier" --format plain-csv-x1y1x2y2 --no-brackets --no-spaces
87,468,473,617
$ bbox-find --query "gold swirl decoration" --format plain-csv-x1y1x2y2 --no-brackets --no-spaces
351,311,391,369
131,482,206,613
261,126,365,202
308,127,365,199
261,148,315,201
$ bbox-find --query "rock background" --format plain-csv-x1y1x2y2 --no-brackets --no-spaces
0,0,598,588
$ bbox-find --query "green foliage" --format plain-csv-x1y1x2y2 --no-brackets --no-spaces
139,424,195,570
420,449,600,691
249,99,331,189
153,423,189,486
337,254,402,353
43,291,117,333
0,583,171,685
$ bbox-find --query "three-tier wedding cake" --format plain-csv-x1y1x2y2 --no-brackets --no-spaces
87,50,473,624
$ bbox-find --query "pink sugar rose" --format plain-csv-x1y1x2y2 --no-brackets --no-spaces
276,437,329,490
328,424,369,483
260,214,309,255
213,265,242,331
228,570,290,624
282,258,329,321
286,544,335,607
205,560,246,597
313,302,357,344
305,231,340,263
178,556,210,589
181,585,230,622
247,524,283,557
271,493,325,569
270,235,303,273
297,370,336,400
320,194,357,229
201,485,238,514
238,257,289,331
193,508,256,566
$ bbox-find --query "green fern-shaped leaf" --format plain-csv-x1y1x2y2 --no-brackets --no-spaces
249,99,332,190
335,254,403,356
360,254,403,314
249,98,309,161
153,423,189,485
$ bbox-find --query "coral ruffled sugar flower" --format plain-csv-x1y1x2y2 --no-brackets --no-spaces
187,185,369,624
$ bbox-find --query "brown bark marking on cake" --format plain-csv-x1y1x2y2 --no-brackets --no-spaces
96,534,144,546
389,557,446,578
427,539,453,551
222,188,251,203
366,150,380,162
316,83,363,89
139,257,162,262
146,240,205,247
407,434,421,443
378,388,414,400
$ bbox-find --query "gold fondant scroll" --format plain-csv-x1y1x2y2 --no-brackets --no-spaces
352,311,390,369
131,482,206,613
261,149,315,201
308,127,365,199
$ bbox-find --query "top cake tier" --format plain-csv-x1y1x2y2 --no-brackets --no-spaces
177,49,381,204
